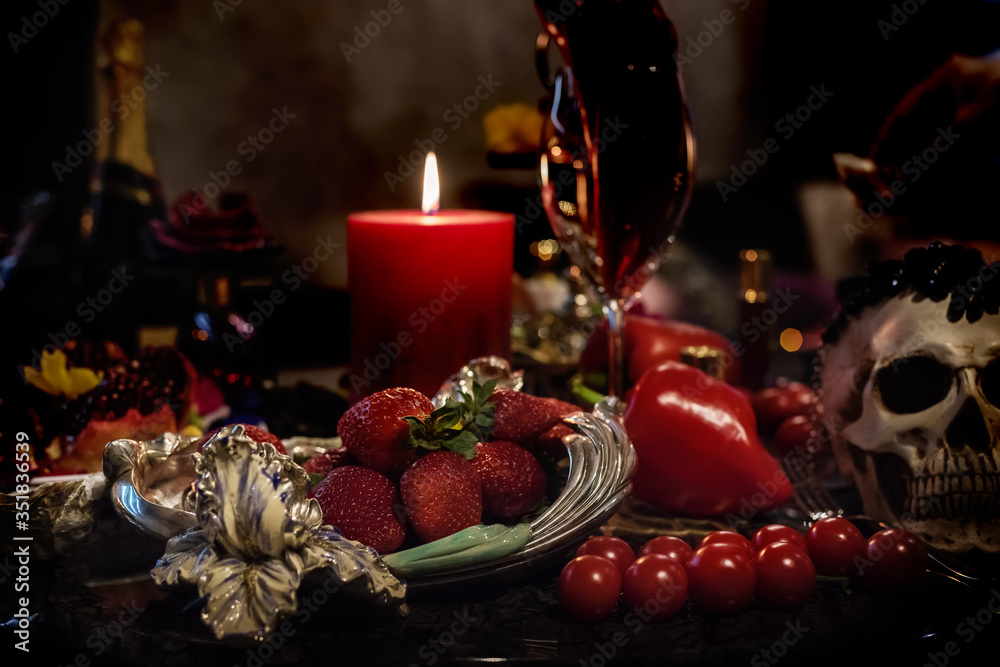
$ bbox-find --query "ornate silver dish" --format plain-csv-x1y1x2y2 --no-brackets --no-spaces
107,427,407,643
385,395,634,593
104,358,636,640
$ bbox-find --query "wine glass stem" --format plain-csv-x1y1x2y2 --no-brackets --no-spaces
605,297,627,398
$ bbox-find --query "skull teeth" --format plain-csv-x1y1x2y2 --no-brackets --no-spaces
904,473,1000,520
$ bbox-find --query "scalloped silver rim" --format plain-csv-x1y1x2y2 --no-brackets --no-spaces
395,396,635,584
106,393,634,587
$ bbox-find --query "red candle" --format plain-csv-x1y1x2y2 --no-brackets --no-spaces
347,154,514,399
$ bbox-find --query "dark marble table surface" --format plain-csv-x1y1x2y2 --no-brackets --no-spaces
5,362,999,666
6,536,999,667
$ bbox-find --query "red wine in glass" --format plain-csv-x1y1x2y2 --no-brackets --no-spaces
534,0,695,397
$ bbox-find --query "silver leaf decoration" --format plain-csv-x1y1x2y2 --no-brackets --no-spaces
149,425,406,641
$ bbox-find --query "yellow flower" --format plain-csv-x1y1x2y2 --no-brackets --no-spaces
483,103,544,154
24,349,103,400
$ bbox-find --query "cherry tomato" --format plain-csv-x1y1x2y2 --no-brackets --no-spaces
698,531,756,559
754,542,816,609
639,536,694,565
752,524,808,552
862,529,927,590
576,536,636,577
622,554,689,620
805,517,866,577
685,543,756,615
773,415,824,456
752,381,814,434
558,555,622,622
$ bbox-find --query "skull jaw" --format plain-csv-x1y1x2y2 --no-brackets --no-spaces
841,441,1000,554
903,518,1000,554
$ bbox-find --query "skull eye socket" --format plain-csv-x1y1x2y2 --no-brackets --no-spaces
983,359,1000,406
876,356,952,414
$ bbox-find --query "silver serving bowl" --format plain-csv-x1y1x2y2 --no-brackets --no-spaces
106,401,634,580
103,358,635,637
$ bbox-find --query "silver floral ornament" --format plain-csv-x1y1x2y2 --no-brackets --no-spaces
108,358,636,601
149,425,406,641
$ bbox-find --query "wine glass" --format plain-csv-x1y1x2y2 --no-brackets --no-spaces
534,0,696,397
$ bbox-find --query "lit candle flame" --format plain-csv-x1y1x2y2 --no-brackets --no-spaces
422,152,440,215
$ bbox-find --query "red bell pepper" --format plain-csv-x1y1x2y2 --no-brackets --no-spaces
623,361,793,517
579,314,741,387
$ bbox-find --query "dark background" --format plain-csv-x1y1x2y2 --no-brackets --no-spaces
1,0,998,406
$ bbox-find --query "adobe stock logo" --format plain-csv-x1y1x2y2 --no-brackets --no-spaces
348,278,467,394
340,0,413,63
50,65,171,182
842,125,960,243
717,84,833,201
382,75,502,192
7,0,70,53
673,0,752,73
877,0,928,40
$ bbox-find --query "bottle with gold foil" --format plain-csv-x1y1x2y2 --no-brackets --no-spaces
679,345,726,381
736,248,773,391
82,19,166,347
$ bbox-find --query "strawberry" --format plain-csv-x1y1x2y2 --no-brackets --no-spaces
532,423,574,460
240,424,286,454
490,389,578,444
301,447,349,478
197,423,286,454
311,466,406,553
400,451,482,543
471,441,547,520
338,387,435,477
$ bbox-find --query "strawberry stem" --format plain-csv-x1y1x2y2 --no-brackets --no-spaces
570,373,607,409
403,379,497,459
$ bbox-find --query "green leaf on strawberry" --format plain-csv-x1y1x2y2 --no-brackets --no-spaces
402,380,496,459
463,378,497,440
441,429,479,460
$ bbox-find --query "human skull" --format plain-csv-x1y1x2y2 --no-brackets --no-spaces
820,291,1000,553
